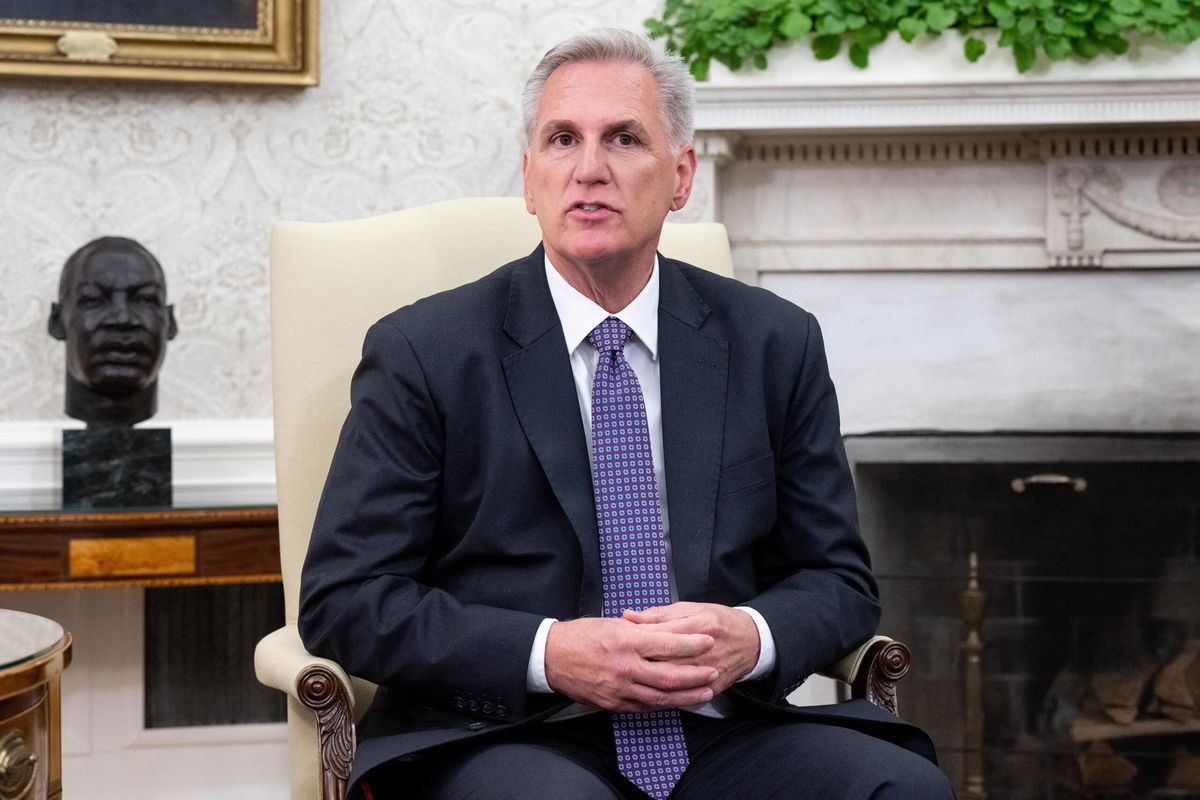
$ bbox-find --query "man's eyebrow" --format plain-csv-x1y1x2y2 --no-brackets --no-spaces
538,118,653,139
539,119,578,135
604,119,650,137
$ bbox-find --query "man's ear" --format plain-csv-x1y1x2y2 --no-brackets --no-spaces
669,144,698,213
166,305,178,340
522,150,536,215
48,302,66,341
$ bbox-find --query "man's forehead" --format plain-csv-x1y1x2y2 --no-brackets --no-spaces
536,60,661,122
70,248,164,289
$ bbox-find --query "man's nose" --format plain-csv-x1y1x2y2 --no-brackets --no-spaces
103,293,134,325
573,139,609,184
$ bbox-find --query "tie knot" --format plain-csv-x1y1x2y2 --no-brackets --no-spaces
587,317,632,356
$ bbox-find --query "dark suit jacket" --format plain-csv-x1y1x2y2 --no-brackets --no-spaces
299,246,935,795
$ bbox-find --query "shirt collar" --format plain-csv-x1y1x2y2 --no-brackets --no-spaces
544,254,660,361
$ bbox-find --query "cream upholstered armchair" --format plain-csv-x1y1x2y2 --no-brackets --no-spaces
254,197,912,800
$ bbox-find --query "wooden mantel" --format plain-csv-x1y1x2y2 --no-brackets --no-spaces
0,506,280,590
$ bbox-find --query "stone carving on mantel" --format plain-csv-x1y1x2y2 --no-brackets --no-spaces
1048,161,1200,269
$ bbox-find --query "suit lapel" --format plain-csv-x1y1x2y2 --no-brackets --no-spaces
658,258,728,601
501,248,602,615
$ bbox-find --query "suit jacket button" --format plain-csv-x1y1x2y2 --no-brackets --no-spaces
468,721,486,731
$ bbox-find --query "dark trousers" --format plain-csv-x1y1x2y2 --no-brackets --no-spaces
364,712,955,799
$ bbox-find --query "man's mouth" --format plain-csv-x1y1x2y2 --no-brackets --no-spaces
90,339,154,364
572,202,614,215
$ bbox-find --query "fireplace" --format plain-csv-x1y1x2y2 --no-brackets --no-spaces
847,433,1200,799
683,75,1200,795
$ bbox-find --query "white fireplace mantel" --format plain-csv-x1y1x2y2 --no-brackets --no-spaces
694,34,1200,133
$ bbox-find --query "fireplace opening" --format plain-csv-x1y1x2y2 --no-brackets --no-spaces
847,433,1200,800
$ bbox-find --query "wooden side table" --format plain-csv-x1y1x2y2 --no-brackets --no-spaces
0,611,72,800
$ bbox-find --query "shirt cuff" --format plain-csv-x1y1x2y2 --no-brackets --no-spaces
526,617,558,693
734,606,777,682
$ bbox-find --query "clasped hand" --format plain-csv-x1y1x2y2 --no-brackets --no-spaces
544,602,761,713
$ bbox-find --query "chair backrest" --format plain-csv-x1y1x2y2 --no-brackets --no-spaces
270,196,733,625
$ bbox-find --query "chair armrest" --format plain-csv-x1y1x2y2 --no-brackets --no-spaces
255,624,356,705
818,635,912,717
255,624,356,800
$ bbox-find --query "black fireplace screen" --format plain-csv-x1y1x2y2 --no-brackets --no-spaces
850,435,1200,800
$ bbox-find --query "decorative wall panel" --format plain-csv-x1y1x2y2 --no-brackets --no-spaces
0,0,658,423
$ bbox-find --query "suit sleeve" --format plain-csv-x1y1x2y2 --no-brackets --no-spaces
297,319,546,716
738,311,880,704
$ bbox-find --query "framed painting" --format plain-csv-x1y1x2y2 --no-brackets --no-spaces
0,0,317,85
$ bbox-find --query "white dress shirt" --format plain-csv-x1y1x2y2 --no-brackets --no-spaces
525,255,777,718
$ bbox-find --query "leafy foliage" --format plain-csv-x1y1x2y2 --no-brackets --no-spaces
644,0,1200,75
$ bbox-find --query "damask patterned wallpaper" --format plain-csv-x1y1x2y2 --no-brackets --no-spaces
0,0,659,422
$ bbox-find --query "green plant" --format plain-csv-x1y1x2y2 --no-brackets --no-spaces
644,0,1200,75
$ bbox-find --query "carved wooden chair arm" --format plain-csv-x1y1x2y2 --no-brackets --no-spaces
254,624,357,800
818,635,912,717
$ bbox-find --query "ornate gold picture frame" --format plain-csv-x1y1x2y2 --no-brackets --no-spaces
0,0,317,85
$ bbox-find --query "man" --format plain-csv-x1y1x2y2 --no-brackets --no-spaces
300,28,952,800
48,236,178,426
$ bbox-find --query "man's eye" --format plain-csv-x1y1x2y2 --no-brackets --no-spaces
551,133,574,146
134,293,161,305
77,295,104,307
615,133,637,146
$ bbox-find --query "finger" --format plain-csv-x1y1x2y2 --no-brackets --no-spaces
632,660,719,692
634,617,714,637
616,682,716,713
622,607,662,623
623,603,698,624
636,631,714,660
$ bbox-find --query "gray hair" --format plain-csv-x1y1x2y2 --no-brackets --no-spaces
521,28,694,153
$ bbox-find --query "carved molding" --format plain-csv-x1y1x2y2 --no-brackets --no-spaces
1048,160,1200,267
694,132,741,166
852,639,910,717
717,129,1200,272
730,131,1200,165
1087,171,1200,242
297,665,354,800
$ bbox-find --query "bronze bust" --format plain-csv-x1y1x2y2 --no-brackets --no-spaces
48,237,177,427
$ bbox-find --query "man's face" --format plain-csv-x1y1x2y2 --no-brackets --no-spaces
523,60,696,274
52,247,177,395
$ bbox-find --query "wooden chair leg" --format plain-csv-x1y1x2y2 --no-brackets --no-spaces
298,664,355,800
849,639,912,717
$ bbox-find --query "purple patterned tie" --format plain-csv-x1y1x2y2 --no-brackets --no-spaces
588,316,688,800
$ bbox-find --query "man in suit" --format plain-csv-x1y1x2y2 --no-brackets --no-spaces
299,27,953,800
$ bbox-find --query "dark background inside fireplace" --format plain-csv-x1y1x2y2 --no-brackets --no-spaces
849,434,1200,800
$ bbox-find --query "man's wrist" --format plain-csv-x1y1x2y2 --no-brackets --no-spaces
525,617,558,692
733,606,776,682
